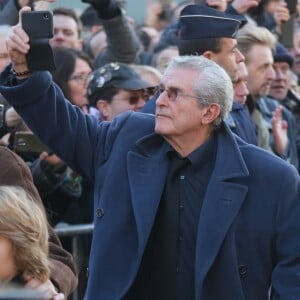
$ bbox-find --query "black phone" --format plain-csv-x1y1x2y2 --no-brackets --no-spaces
21,11,56,71
280,18,294,48
13,131,51,154
285,0,298,14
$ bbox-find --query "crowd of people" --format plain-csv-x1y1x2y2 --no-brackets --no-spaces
1,0,300,299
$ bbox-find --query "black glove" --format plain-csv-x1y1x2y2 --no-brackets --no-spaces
81,0,121,19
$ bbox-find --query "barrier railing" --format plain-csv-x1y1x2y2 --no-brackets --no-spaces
55,223,94,300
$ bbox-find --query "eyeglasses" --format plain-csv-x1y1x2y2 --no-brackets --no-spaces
69,72,92,84
155,85,202,102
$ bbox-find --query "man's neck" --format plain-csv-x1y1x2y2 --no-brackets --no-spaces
163,127,214,157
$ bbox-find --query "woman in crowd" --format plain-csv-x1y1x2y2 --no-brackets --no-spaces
0,185,64,299
52,47,93,113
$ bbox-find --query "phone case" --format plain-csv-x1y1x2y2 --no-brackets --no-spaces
286,0,297,14
13,131,51,154
280,19,294,49
22,11,56,71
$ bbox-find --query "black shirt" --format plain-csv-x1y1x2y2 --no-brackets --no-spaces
125,133,218,300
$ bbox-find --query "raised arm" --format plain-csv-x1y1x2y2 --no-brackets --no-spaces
1,7,104,181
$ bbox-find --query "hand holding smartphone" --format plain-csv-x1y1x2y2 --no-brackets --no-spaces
21,10,56,71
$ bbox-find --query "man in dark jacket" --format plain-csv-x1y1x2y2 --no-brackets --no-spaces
2,10,300,299
269,42,300,171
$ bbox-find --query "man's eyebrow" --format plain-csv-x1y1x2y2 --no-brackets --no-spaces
231,44,238,52
161,84,184,92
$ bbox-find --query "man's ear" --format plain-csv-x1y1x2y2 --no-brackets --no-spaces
201,103,221,125
77,38,84,50
203,50,214,60
96,100,110,119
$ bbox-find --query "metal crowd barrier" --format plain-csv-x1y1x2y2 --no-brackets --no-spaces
55,223,94,300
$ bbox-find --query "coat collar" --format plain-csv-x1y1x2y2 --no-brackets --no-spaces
134,123,249,180
128,123,250,285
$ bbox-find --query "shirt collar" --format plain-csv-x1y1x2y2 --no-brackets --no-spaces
164,132,218,172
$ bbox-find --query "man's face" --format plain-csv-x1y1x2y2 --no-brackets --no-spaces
245,44,275,100
233,62,249,105
269,61,290,101
289,30,300,77
97,89,147,121
155,67,214,139
50,15,82,49
210,37,244,82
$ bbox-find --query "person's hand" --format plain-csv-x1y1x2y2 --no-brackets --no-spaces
272,105,288,155
40,152,65,168
144,0,175,30
274,1,290,26
145,1,164,27
6,6,31,73
23,274,65,300
4,107,21,127
17,0,56,7
231,0,260,14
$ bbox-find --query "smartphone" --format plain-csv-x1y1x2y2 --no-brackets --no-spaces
13,131,51,154
280,18,294,49
285,0,297,14
22,11,56,71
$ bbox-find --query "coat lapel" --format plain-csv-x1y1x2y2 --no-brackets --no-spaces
195,125,250,298
127,125,250,294
127,134,169,253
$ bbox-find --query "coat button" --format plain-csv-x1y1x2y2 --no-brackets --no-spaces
239,265,247,276
96,208,104,218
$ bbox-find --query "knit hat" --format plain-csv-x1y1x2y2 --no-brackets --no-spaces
273,42,294,68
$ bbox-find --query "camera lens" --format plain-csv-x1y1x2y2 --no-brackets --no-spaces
43,13,49,20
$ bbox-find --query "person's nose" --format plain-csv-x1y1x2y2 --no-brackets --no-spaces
156,90,169,107
274,68,285,80
235,48,245,64
294,46,300,56
267,65,276,81
53,30,65,40
241,82,249,97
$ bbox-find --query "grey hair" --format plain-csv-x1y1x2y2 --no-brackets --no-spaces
165,55,233,126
